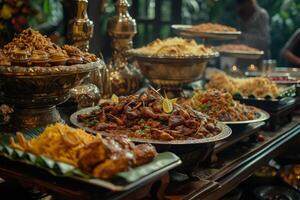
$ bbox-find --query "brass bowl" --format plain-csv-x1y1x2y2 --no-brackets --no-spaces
127,51,219,88
0,60,102,131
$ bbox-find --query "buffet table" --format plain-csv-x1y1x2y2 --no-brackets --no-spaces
165,119,300,200
0,15,299,200
0,115,299,200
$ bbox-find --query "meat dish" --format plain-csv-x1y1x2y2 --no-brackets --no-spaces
76,89,222,141
10,123,157,179
190,89,258,122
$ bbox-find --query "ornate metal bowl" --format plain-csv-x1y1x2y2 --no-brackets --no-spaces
0,61,102,131
127,51,219,88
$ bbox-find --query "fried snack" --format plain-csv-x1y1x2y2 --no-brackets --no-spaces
190,23,237,32
131,37,215,57
10,123,157,179
2,28,97,66
190,89,257,121
3,28,60,56
10,123,96,165
206,72,280,98
77,89,221,141
0,50,10,66
217,44,260,53
206,72,237,94
62,45,97,63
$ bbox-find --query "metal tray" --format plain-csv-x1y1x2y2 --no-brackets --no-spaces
234,96,296,112
171,24,241,40
223,109,270,126
0,131,181,191
218,50,264,59
70,106,232,145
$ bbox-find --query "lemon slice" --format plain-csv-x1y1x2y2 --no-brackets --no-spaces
171,98,177,104
111,94,119,103
162,98,173,113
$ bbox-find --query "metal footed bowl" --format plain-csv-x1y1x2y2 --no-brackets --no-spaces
127,50,219,88
0,60,102,131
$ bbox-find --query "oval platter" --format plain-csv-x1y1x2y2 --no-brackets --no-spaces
70,106,232,145
222,108,270,125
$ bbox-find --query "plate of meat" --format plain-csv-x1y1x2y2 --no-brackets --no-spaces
70,89,231,145
1,123,181,191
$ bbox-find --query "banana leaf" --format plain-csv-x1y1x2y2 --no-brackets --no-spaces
0,130,181,191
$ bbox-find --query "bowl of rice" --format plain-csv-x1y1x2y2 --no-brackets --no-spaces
127,37,218,87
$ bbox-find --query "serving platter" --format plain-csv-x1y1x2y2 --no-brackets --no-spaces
0,60,102,131
70,106,232,145
222,109,270,125
0,130,181,192
217,49,264,59
171,24,241,40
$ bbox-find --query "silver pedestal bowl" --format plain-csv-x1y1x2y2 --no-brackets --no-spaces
127,51,218,97
0,61,101,131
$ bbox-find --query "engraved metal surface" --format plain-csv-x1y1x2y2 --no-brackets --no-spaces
0,61,100,130
127,50,218,87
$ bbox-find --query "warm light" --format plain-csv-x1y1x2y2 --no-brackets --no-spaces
232,65,237,71
248,64,257,71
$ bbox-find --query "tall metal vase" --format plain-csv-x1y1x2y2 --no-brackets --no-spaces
67,0,94,52
106,0,143,96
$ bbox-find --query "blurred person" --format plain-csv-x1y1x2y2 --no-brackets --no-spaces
236,0,271,59
282,29,300,67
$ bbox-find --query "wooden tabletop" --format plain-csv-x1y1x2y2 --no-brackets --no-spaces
0,118,300,200
164,119,300,200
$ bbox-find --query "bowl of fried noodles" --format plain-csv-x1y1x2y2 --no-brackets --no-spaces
127,37,218,88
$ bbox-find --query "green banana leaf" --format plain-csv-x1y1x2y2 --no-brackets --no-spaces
0,129,181,191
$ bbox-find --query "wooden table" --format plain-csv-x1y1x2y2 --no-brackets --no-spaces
164,120,300,200
0,118,300,200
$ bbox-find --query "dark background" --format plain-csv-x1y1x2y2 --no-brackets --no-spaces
1,0,300,66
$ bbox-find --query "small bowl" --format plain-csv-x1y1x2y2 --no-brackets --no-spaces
49,51,69,66
0,56,11,67
10,49,31,67
30,50,49,67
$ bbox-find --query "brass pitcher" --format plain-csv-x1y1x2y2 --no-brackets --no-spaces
67,0,94,52
106,0,143,96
